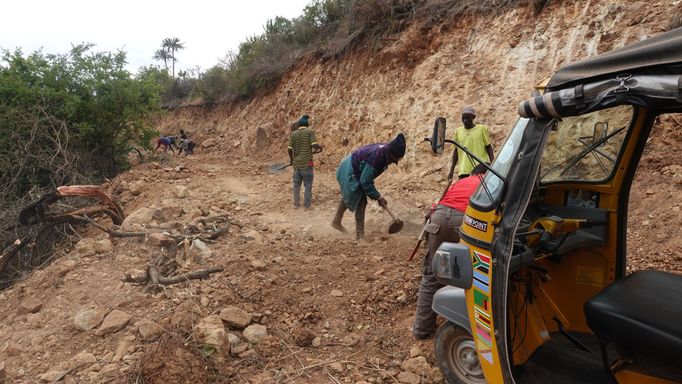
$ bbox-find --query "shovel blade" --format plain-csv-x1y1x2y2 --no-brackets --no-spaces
267,163,287,173
388,219,404,234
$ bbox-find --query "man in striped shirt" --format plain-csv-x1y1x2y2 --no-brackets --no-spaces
288,115,323,209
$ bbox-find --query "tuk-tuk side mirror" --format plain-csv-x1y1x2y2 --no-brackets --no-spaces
432,242,472,289
430,117,447,154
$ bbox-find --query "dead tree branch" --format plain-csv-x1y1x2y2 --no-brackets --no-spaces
122,266,224,292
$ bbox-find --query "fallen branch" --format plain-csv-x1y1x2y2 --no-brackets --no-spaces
283,350,364,382
157,267,224,284
19,185,124,227
122,266,224,287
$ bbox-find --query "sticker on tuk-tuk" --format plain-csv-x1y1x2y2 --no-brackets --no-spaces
576,266,604,287
474,289,490,310
473,250,491,274
474,306,492,329
476,339,494,364
475,323,492,347
464,215,488,232
473,270,490,293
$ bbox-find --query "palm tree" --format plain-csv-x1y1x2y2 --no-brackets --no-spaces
162,38,184,78
152,48,170,73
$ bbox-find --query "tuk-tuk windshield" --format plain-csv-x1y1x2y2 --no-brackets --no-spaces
470,117,530,209
540,105,633,183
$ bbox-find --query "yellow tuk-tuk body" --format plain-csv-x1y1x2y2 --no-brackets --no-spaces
432,27,682,384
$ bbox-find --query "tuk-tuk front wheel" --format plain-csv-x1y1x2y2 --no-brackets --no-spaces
435,322,486,384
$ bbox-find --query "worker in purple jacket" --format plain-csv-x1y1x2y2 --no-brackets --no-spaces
331,133,406,240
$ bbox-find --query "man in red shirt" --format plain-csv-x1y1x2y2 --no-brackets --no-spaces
413,163,487,339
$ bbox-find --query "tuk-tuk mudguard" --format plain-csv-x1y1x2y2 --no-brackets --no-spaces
489,117,553,383
432,286,471,334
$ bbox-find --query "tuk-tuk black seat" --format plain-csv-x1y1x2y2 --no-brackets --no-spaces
584,270,682,371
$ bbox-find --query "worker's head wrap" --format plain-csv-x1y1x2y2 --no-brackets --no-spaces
387,133,406,159
462,106,476,116
298,115,310,127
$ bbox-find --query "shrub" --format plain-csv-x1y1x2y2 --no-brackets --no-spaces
0,45,161,205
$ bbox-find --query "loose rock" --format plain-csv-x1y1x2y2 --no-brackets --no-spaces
138,319,164,340
402,356,431,377
194,315,229,359
38,369,68,383
243,324,268,343
19,297,43,314
251,259,267,270
219,306,252,329
397,371,420,384
96,310,132,336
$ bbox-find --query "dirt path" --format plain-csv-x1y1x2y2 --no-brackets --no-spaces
0,150,443,384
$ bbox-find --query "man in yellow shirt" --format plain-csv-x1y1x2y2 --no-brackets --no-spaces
447,106,494,181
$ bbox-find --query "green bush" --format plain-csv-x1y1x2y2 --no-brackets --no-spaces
0,44,161,204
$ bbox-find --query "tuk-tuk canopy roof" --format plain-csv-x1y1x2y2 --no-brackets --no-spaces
547,27,682,90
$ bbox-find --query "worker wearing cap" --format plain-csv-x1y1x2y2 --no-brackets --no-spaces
332,133,406,240
447,106,494,181
288,115,323,209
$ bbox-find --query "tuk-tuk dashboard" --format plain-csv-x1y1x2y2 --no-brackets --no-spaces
511,201,608,273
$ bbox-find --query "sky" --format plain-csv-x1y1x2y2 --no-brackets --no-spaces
0,0,312,75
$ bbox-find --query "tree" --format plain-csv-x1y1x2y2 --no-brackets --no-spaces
0,45,161,203
161,37,184,78
153,48,171,73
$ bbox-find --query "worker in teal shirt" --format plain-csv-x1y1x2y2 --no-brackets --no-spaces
332,133,406,240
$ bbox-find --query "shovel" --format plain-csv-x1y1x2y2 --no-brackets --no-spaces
382,205,404,234
267,163,291,173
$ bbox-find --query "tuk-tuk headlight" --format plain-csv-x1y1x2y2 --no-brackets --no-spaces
432,242,473,289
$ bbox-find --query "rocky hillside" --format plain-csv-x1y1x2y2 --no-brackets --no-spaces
155,0,679,172
1,1,682,384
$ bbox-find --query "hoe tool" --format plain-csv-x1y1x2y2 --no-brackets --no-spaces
382,205,404,234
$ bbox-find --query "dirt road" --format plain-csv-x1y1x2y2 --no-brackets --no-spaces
0,148,445,383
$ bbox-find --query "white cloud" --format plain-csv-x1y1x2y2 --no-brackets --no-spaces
0,0,311,73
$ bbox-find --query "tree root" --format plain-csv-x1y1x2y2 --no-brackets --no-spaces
122,265,224,293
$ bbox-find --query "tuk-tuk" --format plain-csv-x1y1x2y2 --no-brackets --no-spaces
430,27,682,384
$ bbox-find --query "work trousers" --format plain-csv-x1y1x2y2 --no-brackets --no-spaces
293,166,314,208
333,194,368,240
413,204,464,337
